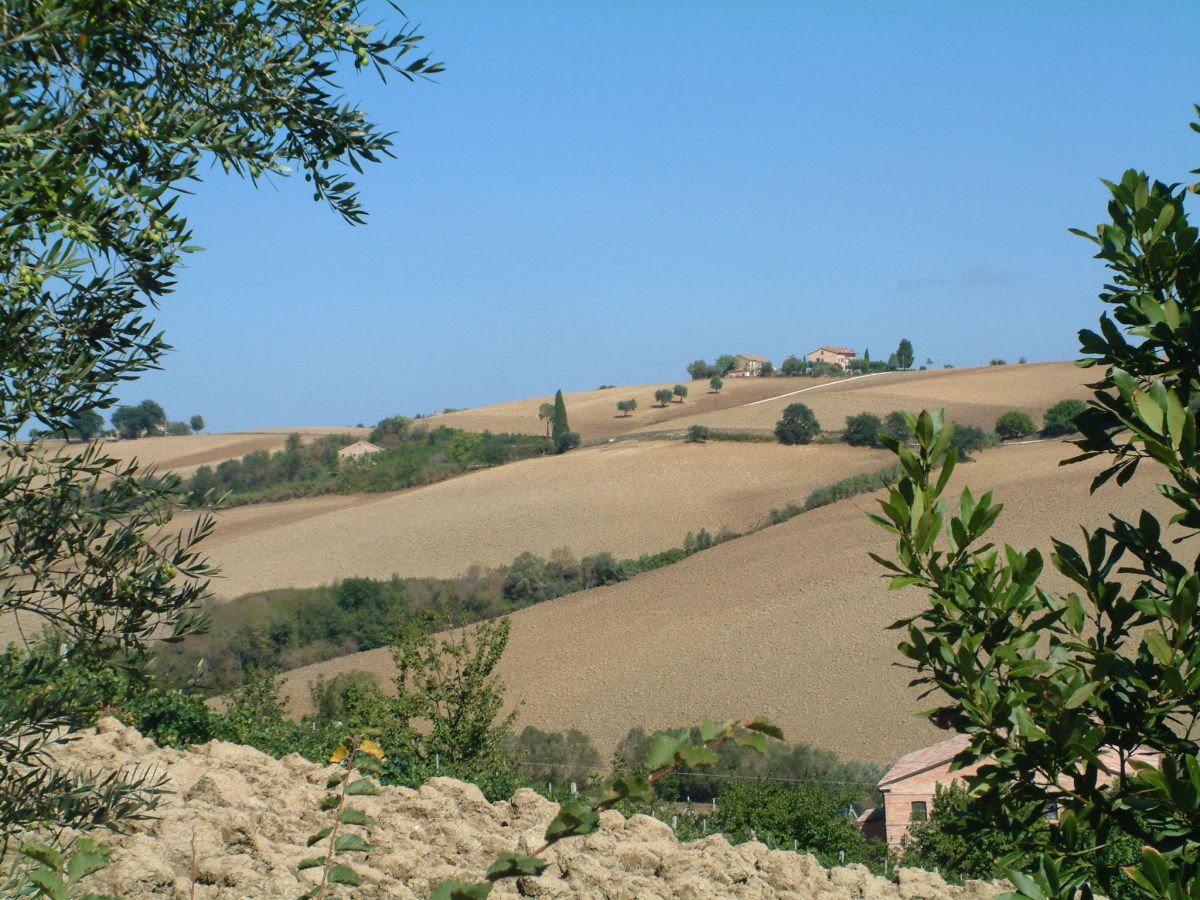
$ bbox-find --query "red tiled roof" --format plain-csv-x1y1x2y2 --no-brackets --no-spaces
818,345,858,356
878,734,971,787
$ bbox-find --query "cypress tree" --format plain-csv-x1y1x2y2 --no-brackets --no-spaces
552,390,569,442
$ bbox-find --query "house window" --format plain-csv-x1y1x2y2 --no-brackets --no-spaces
910,801,928,822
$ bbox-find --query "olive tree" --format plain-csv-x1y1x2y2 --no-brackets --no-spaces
0,0,440,852
870,156,1200,896
654,388,673,407
775,403,820,445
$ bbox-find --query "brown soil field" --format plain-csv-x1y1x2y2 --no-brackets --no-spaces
279,439,1178,766
187,440,894,600
43,427,370,480
426,376,826,441
633,362,1091,435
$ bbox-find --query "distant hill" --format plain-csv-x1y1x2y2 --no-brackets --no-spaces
425,375,815,440
632,361,1090,435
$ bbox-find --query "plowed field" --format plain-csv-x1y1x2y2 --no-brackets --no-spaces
279,439,1176,765
426,376,822,440
188,440,894,600
44,427,370,480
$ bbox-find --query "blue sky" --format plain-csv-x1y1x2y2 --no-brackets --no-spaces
130,1,1200,431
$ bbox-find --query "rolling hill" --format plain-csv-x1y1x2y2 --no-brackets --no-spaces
187,439,894,600
632,361,1091,435
44,426,370,480
277,438,1177,766
424,375,824,440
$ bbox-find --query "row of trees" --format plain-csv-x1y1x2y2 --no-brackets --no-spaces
34,401,205,441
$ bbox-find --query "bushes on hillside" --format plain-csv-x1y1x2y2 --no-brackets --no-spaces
843,412,882,447
995,410,1036,440
879,411,912,444
804,465,903,510
686,424,710,443
775,403,820,445
949,423,998,459
714,780,872,862
1042,398,1087,436
186,426,549,506
556,431,581,453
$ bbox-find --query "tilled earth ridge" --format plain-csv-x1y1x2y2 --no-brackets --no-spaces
47,719,1001,899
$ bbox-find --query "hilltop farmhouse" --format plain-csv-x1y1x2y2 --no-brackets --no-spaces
730,354,771,377
806,345,857,369
337,440,383,461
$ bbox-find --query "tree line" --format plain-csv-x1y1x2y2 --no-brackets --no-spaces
32,399,205,441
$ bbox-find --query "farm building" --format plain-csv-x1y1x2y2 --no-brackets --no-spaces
806,345,857,369
729,354,771,377
337,440,383,461
869,733,1161,847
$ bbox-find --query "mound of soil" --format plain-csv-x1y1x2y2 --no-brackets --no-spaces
45,719,1000,899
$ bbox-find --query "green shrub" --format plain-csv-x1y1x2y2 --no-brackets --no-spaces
804,465,903,510
686,424,710,443
775,403,820,445
683,528,714,554
706,430,774,443
1042,398,1087,436
995,410,1036,440
901,782,1040,880
949,423,998,458
843,412,882,447
713,780,873,862
880,411,912,444
556,431,581,453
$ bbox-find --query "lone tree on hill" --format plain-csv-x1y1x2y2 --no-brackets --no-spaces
843,412,883,447
616,399,637,417
673,384,688,402
1042,398,1087,437
895,338,914,370
775,403,820,445
537,402,555,437
995,410,1035,440
551,390,570,446
654,388,674,407
709,375,723,393
189,415,205,434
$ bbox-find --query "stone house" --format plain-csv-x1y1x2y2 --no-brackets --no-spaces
337,440,383,461
730,354,771,377
806,346,858,369
871,733,1161,848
